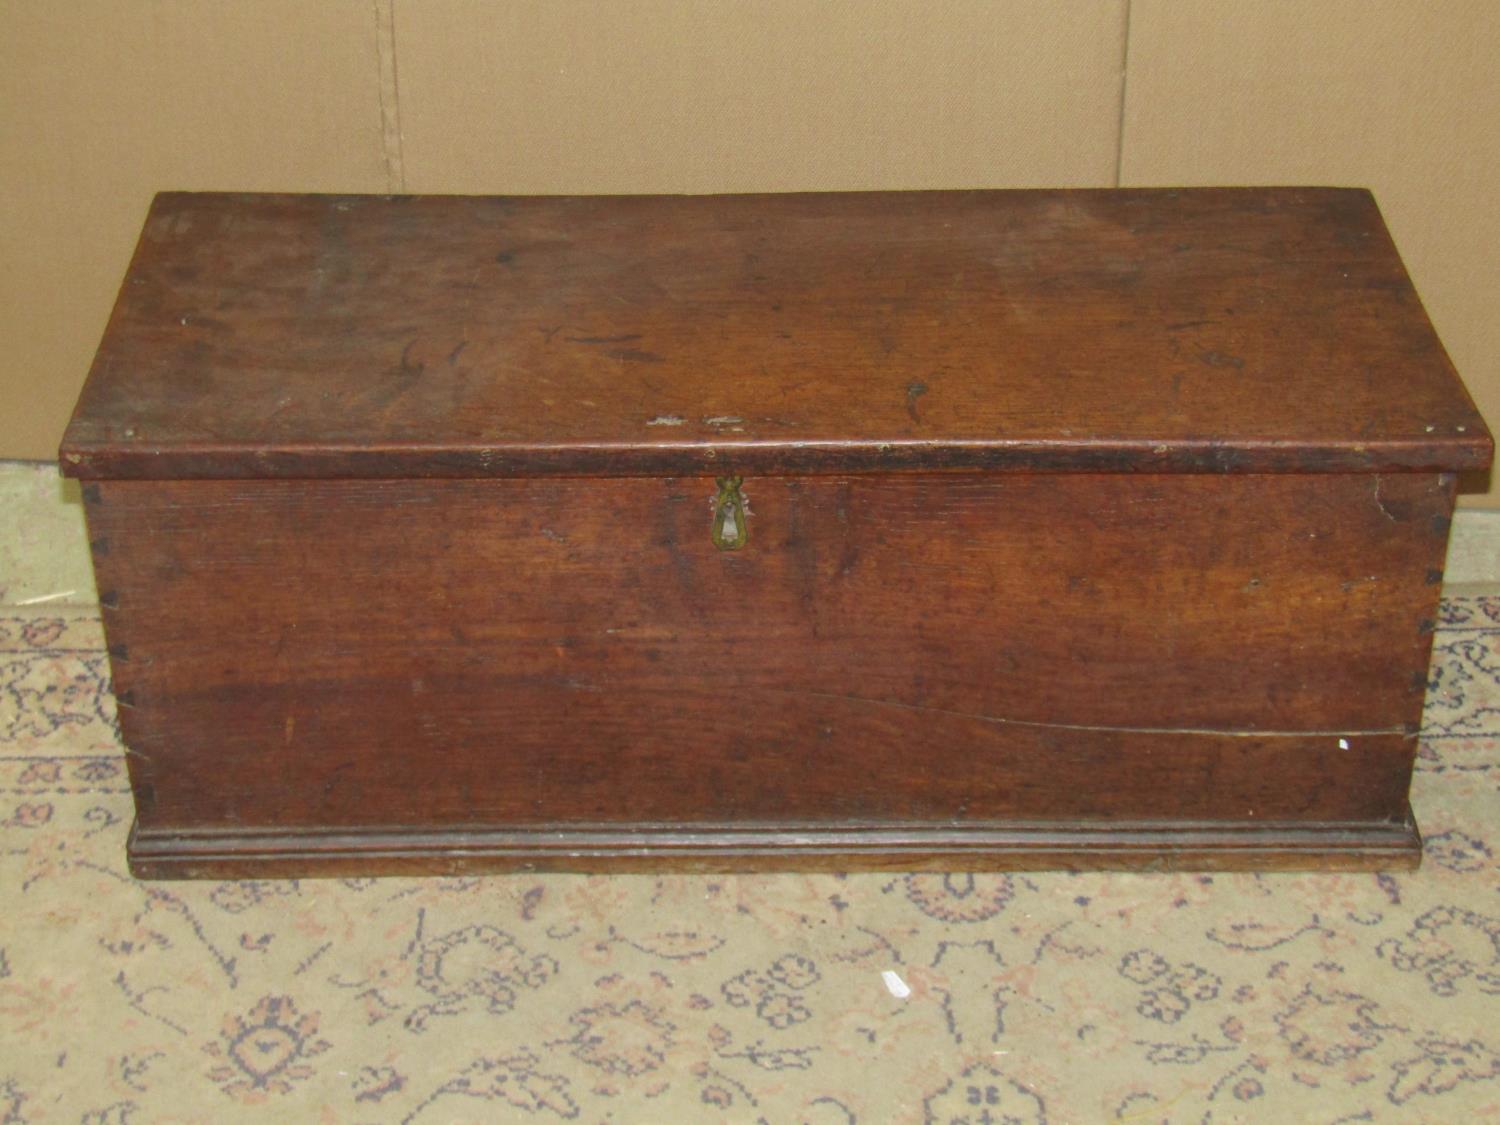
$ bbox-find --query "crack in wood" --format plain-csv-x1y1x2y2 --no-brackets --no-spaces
759,687,1410,740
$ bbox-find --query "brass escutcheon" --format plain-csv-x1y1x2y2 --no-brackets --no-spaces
711,476,749,550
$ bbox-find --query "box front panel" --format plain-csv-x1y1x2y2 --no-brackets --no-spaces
87,472,1450,837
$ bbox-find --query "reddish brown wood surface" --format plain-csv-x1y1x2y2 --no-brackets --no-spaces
86,471,1450,873
61,189,1491,480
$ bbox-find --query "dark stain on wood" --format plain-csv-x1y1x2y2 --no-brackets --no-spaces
905,380,928,423
1198,350,1245,370
396,339,424,380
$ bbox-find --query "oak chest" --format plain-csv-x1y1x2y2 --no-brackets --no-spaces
60,188,1493,876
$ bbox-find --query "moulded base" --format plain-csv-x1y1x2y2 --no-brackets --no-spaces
127,811,1422,879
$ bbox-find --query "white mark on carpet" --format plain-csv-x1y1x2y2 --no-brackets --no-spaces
882,970,911,999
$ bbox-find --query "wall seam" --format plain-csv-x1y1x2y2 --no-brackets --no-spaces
1113,0,1133,187
375,0,406,192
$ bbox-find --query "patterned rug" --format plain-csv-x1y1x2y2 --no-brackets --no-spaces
2,594,1499,1125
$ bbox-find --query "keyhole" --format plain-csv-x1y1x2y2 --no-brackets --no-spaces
711,476,749,551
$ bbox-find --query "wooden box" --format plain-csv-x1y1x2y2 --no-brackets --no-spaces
60,188,1492,877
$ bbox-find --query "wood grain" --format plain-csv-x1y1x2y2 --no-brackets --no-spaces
60,189,1491,480
62,187,1481,874
127,815,1424,879
85,471,1450,872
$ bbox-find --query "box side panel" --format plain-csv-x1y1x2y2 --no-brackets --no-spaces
87,472,1450,840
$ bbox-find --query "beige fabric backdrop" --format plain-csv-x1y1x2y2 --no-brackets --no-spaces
3,0,1496,504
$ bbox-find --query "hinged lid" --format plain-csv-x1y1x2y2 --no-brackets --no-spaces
60,188,1492,479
